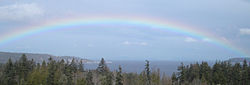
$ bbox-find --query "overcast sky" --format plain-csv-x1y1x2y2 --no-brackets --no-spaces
0,0,250,61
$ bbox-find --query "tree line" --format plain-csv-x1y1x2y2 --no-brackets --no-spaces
0,54,170,85
172,60,250,85
0,54,250,85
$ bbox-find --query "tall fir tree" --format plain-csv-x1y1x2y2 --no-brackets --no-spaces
65,63,73,85
115,65,123,85
212,61,224,84
232,63,241,85
18,54,31,84
70,58,78,73
241,59,249,85
188,63,200,82
145,60,151,85
177,62,186,84
199,61,211,84
3,58,17,85
47,57,56,85
96,58,109,75
78,59,84,72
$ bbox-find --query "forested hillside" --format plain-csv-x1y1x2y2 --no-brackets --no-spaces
0,52,93,63
0,54,250,85
174,60,250,85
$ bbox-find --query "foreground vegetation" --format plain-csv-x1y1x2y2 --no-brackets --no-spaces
174,60,250,85
0,54,250,85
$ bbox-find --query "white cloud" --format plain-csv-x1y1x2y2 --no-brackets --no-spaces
122,41,131,45
122,41,148,46
0,3,44,20
239,28,250,35
202,38,212,42
185,37,197,42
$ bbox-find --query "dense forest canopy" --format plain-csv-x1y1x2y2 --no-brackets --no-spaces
0,54,250,85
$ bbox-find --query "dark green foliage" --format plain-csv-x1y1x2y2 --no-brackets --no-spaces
123,73,138,85
101,72,113,85
232,63,241,85
212,61,227,84
18,54,33,84
47,57,57,85
64,63,74,85
77,78,86,85
96,58,109,75
2,58,17,85
241,59,249,85
187,63,200,82
1,55,250,85
145,60,151,85
199,62,211,84
79,59,84,72
177,62,186,84
86,71,94,85
151,68,160,85
70,58,78,73
115,65,123,85
175,61,250,85
171,72,177,85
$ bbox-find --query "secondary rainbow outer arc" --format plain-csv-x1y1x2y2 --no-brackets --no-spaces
0,17,248,56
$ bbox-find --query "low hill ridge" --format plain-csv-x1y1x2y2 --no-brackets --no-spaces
0,52,93,63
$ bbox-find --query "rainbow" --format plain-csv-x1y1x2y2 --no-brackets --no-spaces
0,16,248,56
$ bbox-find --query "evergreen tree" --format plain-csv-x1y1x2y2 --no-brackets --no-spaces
241,59,249,85
2,54,250,85
70,58,77,73
212,61,225,84
30,58,36,70
42,60,46,68
101,72,113,85
199,62,211,84
248,62,250,85
26,66,46,85
47,57,56,85
115,65,123,85
177,62,186,84
225,61,233,85
96,58,109,74
220,61,228,85
86,71,94,85
59,59,65,71
145,60,151,85
18,54,31,84
3,58,17,85
188,63,200,82
171,72,177,85
70,58,78,85
78,59,84,72
65,63,73,85
232,63,241,85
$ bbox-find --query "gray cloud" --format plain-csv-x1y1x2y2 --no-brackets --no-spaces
239,28,250,35
122,41,148,46
0,3,44,21
185,37,197,43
